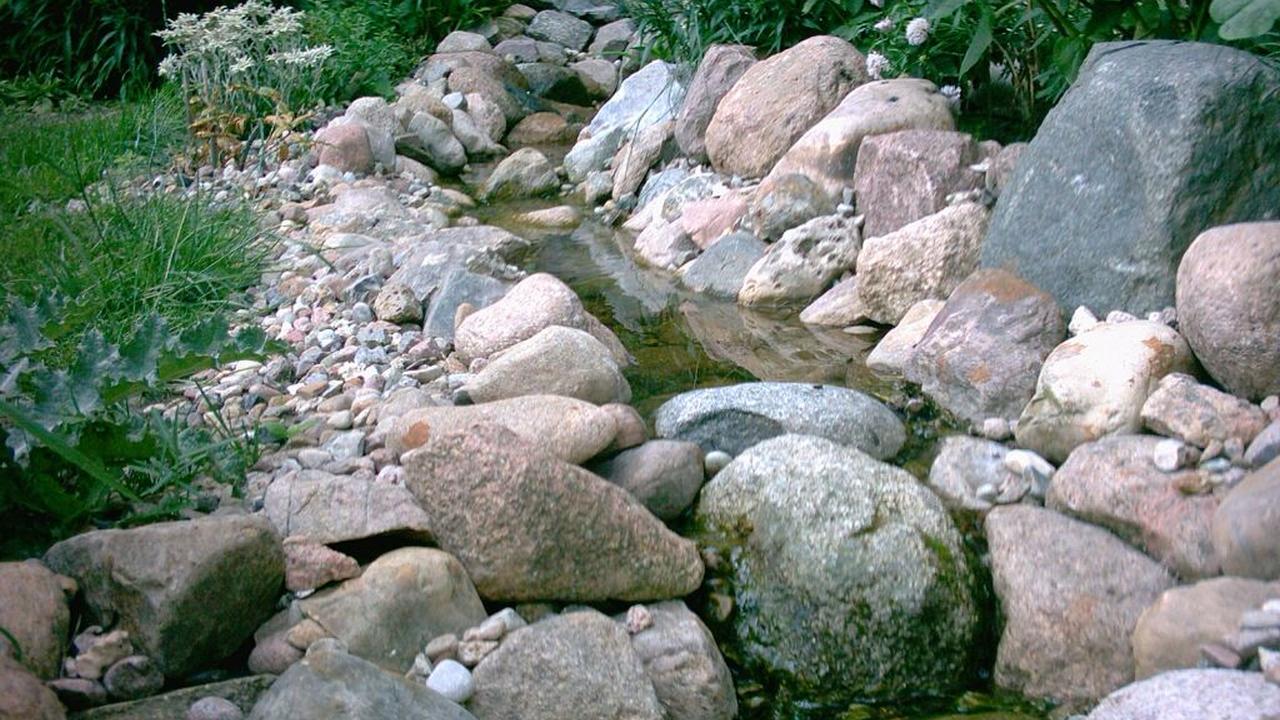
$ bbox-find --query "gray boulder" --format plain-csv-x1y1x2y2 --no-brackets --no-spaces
461,325,631,405
626,601,737,720
582,61,685,140
482,147,559,200
1086,669,1280,720
674,45,756,162
853,129,984,238
526,10,594,52
676,232,765,298
264,470,434,545
745,173,831,241
587,440,705,522
737,214,860,308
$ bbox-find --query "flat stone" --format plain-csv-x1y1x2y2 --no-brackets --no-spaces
1141,372,1269,447
798,276,868,327
282,537,360,592
853,128,983,238
264,470,434,545
677,232,765,298
866,299,944,379
1132,576,1280,678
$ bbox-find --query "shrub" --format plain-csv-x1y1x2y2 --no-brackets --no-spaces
303,0,426,101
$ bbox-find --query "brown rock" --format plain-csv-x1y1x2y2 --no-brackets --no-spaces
1141,372,1269,448
1213,457,1280,579
506,112,576,146
0,561,74,679
314,123,374,174
674,45,757,162
0,655,64,719
282,537,360,592
853,129,984,238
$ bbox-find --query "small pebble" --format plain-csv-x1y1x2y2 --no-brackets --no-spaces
1105,310,1137,324
980,417,1011,441
1153,438,1197,472
704,450,732,477
426,659,474,703
1068,306,1098,335
1200,642,1242,669
456,639,498,667
425,633,459,663
624,605,653,634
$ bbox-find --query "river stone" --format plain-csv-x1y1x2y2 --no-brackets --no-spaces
437,30,492,53
385,394,618,464
1140,372,1269,448
586,440,705,522
526,10,593,51
1047,435,1220,579
465,92,506,141
985,505,1175,709
677,231,765,298
43,515,283,679
0,655,64,720
398,112,467,174
582,61,685,141
853,129,984,238
1132,577,1280,679
927,435,1018,512
1015,320,1194,463
856,202,990,325
695,434,978,703
297,548,486,673
588,18,635,56
70,676,271,720
402,424,704,601
1085,669,1280,720
424,268,510,343
482,147,559,200
450,107,504,157
980,41,1280,316
103,655,164,701
798,276,868,327
283,538,360,593
866,299,945,379
506,111,573,146
0,561,73,679
264,470,434,545
738,214,860,307
745,173,831,241
634,217,697,271
461,325,630,405
565,125,623,182
517,62,590,104
1176,222,1280,400
571,58,617,100
1249,421,1280,469
470,610,664,720
248,643,476,720
1213,457,1280,579
679,193,750,249
767,78,955,201
705,36,867,178
313,122,374,175
674,45,756,162
345,97,397,169
626,601,737,720
613,120,673,200
448,66,525,126
904,268,1065,425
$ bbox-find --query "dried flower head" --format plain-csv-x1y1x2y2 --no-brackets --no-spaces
940,84,962,108
866,52,890,80
874,17,894,32
906,17,931,46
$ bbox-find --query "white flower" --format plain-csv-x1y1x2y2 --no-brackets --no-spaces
874,17,894,32
229,56,254,75
905,17,931,46
940,84,962,107
158,55,180,79
869,0,883,6
865,52,890,80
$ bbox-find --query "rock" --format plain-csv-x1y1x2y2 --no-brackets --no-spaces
980,42,1280,316
582,61,685,140
395,155,438,184
655,381,903,459
506,112,574,146
450,65,526,126
738,214,860,307
1247,422,1280,468
470,610,664,720
263,470,434,545
588,18,635,57
247,643,476,720
565,127,623,183
613,121,673,200
927,435,1022,512
1176,222,1280,400
282,537,360,592
866,299,944,378
903,268,1065,425
103,655,164,701
526,10,593,51
745,173,831,241
345,97,398,168
297,548,485,673
493,36,538,63
674,44,756,162
570,58,617,99
482,147,559,200
189,695,247,720
0,560,73,679
386,394,618,464
515,205,580,228
313,123,374,175
456,639,497,667
988,142,1026,195
1141,372,1269,447
425,634,458,664
601,403,647,453
695,434,978,703
1015,321,1194,462
398,112,467,174
438,31,491,53
464,92,506,141
0,655,64,720
247,633,301,675
450,107,504,157
43,515,283,679
1047,435,1220,579
425,659,473,703
1133,577,1280,678
763,77,954,204
634,217,697,271
677,231,765,298
679,193,749,249
373,283,422,324
461,325,630,405
985,505,1176,709
47,677,106,711
453,273,627,365
626,601,736,720
797,276,867,327
1213,458,1280,579
424,269,511,344
402,424,703,601
586,441,705,522
853,129,984,238
68,628,132,680
856,202,990,325
705,36,867,178
1085,669,1280,720
518,62,590,104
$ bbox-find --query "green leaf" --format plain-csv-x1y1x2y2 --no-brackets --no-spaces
1211,0,1280,39
960,8,994,77
925,0,968,20
66,329,116,415
117,315,170,383
0,397,140,502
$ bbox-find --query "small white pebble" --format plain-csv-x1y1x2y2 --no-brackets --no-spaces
1068,306,1098,335
624,605,653,634
704,451,732,477
1153,438,1196,472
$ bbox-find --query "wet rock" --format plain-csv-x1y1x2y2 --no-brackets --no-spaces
927,436,1021,512
1176,221,1280,400
798,276,868,327
526,10,593,51
403,424,703,601
745,173,831,241
1085,669,1280,720
677,231,765,298
1213,458,1280,579
696,434,978,703
626,601,737,720
1047,435,1220,579
674,44,756,162
856,202,990,325
0,560,74,679
297,548,486,673
986,505,1176,709
44,515,283,679
470,610,664,720
282,537,360,592
738,214,860,308
482,147,559,200
853,129,984,238
0,655,64,720
866,299,944,379
904,268,1064,425
103,655,164,701
1141,372,1269,448
612,121,673,200
1133,576,1280,678
460,325,631,405
582,61,684,141
705,36,867,178
981,42,1280,316
587,440,705,522
1015,321,1194,463
515,206,580,230
264,470,434,545
634,217,697,271
313,123,374,175
767,78,955,201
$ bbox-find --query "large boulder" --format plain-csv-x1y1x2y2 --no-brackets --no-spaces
402,424,704,601
695,434,979,703
1132,577,1280,679
582,61,684,140
44,515,283,679
627,601,737,720
263,470,434,545
1015,321,1194,463
1085,669,1280,720
705,36,868,178
853,129,983,238
526,10,593,51
0,561,73,679
980,41,1280,316
737,214,860,307
1047,435,1220,579
586,440,704,522
654,381,904,459
460,325,631,405
674,45,756,162
470,610,664,720
905,268,1064,426
296,548,486,672
1213,457,1280,579
985,505,1175,709
1176,222,1280,400
766,78,955,202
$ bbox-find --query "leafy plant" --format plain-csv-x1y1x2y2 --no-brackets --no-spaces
303,0,426,101
1212,0,1280,39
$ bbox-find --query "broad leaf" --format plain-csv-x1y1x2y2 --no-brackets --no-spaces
1212,0,1280,39
925,0,968,20
117,315,170,383
960,8,994,76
